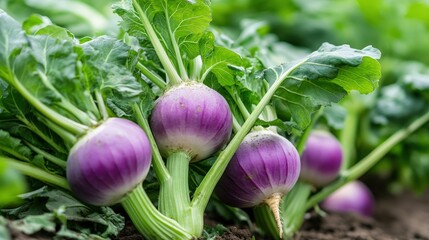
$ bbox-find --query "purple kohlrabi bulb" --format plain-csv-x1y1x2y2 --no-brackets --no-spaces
300,130,343,187
321,180,375,217
216,130,301,208
150,82,232,162
67,118,152,206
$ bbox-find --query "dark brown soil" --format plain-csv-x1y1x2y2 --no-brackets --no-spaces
291,190,429,240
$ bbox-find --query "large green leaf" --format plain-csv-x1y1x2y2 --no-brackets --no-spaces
265,43,381,130
150,0,211,59
114,0,212,79
80,36,143,117
199,31,243,86
0,9,27,75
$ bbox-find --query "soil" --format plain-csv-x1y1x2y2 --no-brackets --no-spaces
113,189,429,240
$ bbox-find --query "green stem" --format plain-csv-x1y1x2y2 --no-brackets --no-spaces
132,0,182,85
191,58,308,213
39,116,77,149
11,77,88,136
95,90,108,120
190,56,202,81
132,104,169,182
37,70,96,126
159,152,203,235
265,193,283,238
232,116,241,133
296,107,324,154
254,205,279,240
3,157,70,190
16,115,66,153
232,91,251,119
122,185,193,240
136,62,166,90
0,146,30,162
282,182,313,239
255,182,312,240
305,110,429,210
160,152,191,220
340,106,359,170
168,27,189,81
25,142,67,168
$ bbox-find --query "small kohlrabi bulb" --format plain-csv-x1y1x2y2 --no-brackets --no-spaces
321,180,375,217
216,130,301,237
150,82,232,162
300,130,343,187
67,118,152,206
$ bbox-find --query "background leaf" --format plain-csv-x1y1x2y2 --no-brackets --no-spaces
266,43,381,131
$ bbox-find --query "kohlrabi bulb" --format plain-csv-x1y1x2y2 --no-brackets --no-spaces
67,118,152,206
150,82,232,162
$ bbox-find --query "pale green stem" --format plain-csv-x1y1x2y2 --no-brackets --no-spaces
282,182,313,239
233,91,251,120
121,185,194,239
37,70,96,126
160,152,191,220
0,146,30,162
232,116,241,133
38,116,77,149
136,62,167,90
3,157,70,190
26,142,67,168
132,0,182,85
16,115,66,153
95,90,108,120
340,106,359,170
132,104,169,182
11,76,88,136
159,152,202,235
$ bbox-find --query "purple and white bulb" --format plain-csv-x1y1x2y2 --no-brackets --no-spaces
150,82,232,161
216,129,301,236
300,130,343,187
67,118,152,206
321,180,374,217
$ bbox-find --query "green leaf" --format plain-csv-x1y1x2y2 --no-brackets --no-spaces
114,0,212,82
265,43,381,130
0,10,28,79
81,36,141,97
9,213,56,234
323,104,347,130
80,36,143,117
0,130,32,161
145,0,211,61
3,187,124,239
199,31,243,85
23,14,75,41
28,35,78,103
373,84,425,124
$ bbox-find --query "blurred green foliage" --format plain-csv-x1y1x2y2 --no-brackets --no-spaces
0,0,118,37
0,161,26,208
212,0,429,65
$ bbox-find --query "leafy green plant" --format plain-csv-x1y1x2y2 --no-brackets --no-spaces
1,1,429,240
